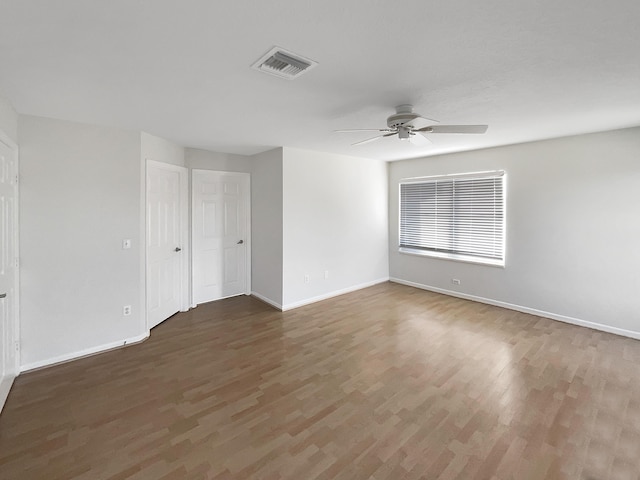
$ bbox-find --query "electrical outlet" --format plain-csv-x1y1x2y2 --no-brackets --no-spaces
123,305,132,316
304,274,310,284
451,279,461,286
324,270,329,280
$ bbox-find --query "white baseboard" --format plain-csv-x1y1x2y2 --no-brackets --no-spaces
390,277,640,340
251,291,283,311
282,277,390,312
0,374,16,413
20,331,150,373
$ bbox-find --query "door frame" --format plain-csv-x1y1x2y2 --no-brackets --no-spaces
0,130,19,391
191,169,251,306
145,160,189,331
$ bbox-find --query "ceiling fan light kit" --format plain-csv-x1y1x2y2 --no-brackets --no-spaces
398,127,411,140
335,104,488,146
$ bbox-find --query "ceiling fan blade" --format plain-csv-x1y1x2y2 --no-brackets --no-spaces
409,132,432,146
401,116,439,130
419,125,489,134
352,135,385,146
352,132,396,146
334,128,393,133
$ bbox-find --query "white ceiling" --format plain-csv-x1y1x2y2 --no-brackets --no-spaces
1,0,639,161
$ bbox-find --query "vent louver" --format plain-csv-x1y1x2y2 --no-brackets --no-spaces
252,47,318,80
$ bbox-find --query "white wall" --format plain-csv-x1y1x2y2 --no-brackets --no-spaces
282,148,389,309
186,148,252,173
250,148,283,307
389,127,640,337
141,132,185,167
19,115,146,370
0,93,18,143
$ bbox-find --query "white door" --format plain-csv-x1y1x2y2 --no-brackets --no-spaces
0,137,18,390
146,161,188,329
192,170,250,306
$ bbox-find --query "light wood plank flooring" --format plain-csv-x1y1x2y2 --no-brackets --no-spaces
1,282,640,479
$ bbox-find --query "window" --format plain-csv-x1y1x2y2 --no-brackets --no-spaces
399,171,505,266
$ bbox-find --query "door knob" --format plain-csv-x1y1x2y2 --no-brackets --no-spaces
175,247,182,252
237,240,244,245
0,293,6,299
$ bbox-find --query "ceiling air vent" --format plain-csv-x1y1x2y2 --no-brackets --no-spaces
251,47,318,80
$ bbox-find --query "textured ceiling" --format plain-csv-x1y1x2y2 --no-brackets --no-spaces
1,0,639,161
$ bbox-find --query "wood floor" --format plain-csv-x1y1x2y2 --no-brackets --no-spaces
1,283,640,479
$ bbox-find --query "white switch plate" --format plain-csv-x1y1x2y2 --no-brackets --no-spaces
122,239,131,249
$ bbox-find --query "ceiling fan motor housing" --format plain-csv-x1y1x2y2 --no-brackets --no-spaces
387,113,420,129
387,104,420,129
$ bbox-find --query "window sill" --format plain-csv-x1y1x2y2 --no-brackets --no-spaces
398,247,505,268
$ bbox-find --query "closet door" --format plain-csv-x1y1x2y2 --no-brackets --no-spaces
0,135,19,409
146,160,188,329
192,170,250,306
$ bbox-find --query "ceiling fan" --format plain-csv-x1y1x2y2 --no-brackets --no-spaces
335,104,488,146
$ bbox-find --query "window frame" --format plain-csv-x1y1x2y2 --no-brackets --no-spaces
398,170,506,268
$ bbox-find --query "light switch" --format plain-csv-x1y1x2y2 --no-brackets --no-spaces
122,239,132,249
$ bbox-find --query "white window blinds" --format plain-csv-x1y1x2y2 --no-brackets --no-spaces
400,172,505,265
